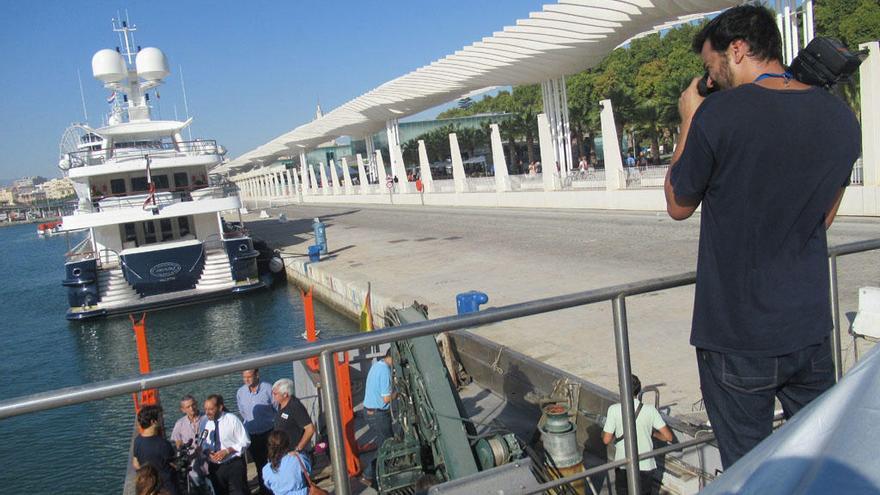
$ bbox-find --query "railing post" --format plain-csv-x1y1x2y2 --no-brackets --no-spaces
612,295,640,495
320,350,350,495
828,255,844,381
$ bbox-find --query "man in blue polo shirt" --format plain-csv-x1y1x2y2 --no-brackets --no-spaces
360,348,396,486
236,369,275,493
665,5,860,468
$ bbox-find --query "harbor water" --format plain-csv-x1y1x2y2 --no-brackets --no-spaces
0,222,358,494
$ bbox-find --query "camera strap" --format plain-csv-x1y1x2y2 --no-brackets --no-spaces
754,71,793,83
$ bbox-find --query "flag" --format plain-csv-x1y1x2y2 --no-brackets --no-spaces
106,92,116,104
359,283,373,332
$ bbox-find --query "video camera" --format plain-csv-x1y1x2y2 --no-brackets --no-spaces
698,36,866,96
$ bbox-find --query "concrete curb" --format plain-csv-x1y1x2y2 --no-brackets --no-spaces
282,256,406,330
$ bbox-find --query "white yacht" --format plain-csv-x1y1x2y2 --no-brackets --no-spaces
59,20,263,321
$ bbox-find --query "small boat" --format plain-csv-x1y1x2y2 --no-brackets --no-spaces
37,221,62,236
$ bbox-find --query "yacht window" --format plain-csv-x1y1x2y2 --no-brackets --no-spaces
174,172,189,190
110,179,126,195
143,221,157,244
159,218,173,240
178,217,191,237
122,223,136,242
153,175,170,190
131,177,149,192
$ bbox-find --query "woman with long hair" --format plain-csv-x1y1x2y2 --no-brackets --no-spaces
262,430,311,495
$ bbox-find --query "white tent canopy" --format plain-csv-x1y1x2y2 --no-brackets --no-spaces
219,0,739,174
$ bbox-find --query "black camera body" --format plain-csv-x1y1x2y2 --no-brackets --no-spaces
697,36,864,97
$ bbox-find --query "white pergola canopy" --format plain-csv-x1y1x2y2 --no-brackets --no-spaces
220,0,738,174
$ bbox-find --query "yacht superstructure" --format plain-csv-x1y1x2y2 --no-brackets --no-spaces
59,19,263,320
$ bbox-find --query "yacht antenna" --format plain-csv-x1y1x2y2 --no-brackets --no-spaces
112,15,138,66
77,69,89,123
179,65,193,140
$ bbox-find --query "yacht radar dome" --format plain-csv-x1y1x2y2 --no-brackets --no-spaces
135,47,169,81
91,49,127,82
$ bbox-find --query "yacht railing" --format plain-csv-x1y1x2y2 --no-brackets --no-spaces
91,184,237,213
5,237,880,495
64,236,95,263
66,140,220,169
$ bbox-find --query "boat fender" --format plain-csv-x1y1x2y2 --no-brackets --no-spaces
269,256,284,273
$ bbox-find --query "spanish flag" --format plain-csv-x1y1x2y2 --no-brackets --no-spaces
359,282,374,332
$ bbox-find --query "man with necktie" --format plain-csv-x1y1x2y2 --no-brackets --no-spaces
202,394,251,495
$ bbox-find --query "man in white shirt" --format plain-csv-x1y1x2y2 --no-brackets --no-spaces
202,394,251,495
603,375,674,495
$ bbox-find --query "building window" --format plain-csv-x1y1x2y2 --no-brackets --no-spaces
122,223,136,242
174,172,189,190
131,177,149,192
178,217,190,237
110,179,126,195
153,175,170,190
143,221,157,244
160,218,173,240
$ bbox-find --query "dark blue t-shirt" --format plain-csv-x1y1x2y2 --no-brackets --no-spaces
670,84,860,357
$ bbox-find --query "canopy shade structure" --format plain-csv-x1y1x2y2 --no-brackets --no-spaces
219,0,740,174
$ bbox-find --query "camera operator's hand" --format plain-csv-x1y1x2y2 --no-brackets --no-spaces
678,77,705,124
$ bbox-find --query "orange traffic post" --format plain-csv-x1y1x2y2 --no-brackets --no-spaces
300,287,320,372
130,313,158,414
334,351,361,476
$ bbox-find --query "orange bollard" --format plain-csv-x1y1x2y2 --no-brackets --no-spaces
300,288,320,372
130,313,159,420
334,351,361,476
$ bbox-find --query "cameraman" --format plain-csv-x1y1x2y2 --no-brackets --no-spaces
133,405,179,495
664,5,860,469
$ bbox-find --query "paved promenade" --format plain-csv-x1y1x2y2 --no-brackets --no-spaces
245,203,880,417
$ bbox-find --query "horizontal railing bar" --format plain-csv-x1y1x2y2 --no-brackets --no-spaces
2,238,878,421
0,271,695,419
522,434,716,495
827,237,880,257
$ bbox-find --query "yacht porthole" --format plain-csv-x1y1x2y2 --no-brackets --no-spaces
72,268,82,277
238,244,247,252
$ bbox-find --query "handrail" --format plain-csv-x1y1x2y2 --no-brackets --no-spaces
66,139,220,169
3,237,879,494
0,269,696,419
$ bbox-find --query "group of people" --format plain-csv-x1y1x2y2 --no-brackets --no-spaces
133,369,315,495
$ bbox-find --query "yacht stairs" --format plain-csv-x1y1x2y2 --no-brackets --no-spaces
195,250,235,291
97,267,139,308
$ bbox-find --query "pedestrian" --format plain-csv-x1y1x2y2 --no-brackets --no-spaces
170,395,210,492
359,348,397,487
133,405,179,495
271,379,316,466
236,369,275,494
261,430,311,495
203,394,251,495
664,4,860,468
602,375,673,495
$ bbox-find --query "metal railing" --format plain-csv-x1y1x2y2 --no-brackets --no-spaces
66,140,220,169
3,238,879,494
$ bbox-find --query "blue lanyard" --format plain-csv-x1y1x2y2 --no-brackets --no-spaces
754,71,793,83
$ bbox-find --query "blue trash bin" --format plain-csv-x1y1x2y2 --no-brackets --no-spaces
308,245,321,262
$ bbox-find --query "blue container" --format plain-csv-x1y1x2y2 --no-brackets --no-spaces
456,291,489,315
308,245,321,262
312,217,328,255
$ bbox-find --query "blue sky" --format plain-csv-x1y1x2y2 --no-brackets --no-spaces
0,1,541,183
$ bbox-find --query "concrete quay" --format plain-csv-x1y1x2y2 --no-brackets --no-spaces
244,203,880,419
